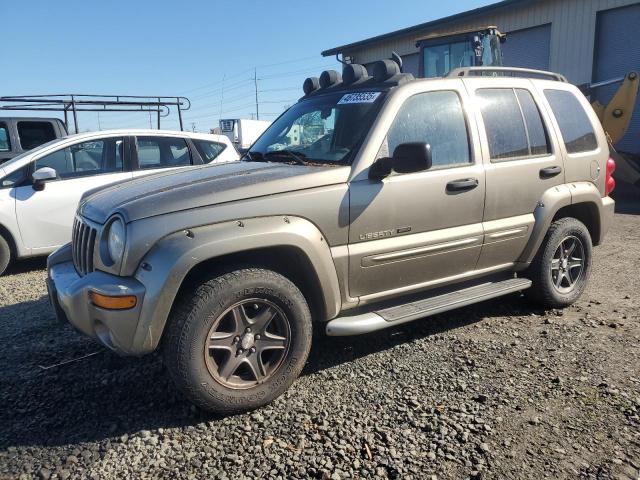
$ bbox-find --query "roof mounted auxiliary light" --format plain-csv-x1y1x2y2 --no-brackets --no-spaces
372,59,401,82
303,77,320,95
342,64,369,85
319,70,342,88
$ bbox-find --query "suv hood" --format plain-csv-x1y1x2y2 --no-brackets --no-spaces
80,161,350,224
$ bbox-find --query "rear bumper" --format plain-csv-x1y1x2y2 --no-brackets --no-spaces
47,244,148,355
598,196,615,245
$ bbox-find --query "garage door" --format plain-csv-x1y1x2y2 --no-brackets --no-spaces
502,24,551,71
593,4,640,155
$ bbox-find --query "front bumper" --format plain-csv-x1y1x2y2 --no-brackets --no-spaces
47,244,148,355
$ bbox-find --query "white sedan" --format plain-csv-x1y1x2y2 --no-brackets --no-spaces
0,129,238,274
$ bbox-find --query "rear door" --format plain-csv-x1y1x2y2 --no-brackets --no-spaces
348,84,486,300
465,78,564,269
14,136,133,251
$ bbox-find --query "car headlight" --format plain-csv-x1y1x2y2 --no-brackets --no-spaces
107,218,126,264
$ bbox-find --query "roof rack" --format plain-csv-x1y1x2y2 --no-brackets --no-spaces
0,94,191,133
447,67,568,83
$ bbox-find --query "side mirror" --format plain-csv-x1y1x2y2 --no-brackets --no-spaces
392,142,432,174
369,143,432,179
32,167,57,191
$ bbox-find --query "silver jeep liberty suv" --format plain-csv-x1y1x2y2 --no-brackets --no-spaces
48,60,616,413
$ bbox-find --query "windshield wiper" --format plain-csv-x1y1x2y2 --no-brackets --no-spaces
263,150,309,165
242,151,264,162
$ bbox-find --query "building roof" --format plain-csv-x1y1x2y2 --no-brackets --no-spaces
321,0,533,57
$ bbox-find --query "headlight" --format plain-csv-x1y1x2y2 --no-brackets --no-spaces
107,218,126,264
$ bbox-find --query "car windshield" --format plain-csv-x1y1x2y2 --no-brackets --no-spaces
248,90,386,165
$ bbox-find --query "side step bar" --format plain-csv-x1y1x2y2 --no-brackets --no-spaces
325,278,532,336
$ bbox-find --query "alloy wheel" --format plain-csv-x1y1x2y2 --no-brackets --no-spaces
204,299,291,389
550,235,585,294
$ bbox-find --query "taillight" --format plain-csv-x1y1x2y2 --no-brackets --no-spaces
605,156,616,196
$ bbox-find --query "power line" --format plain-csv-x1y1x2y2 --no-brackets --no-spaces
178,55,322,95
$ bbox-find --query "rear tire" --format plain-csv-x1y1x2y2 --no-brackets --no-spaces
163,268,312,414
0,235,11,276
526,217,592,309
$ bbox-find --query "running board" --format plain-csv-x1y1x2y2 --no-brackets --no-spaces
325,278,532,336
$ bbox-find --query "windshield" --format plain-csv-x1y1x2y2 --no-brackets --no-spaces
423,41,474,78
248,91,386,165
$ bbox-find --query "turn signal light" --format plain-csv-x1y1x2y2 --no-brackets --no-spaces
605,156,616,197
89,291,137,310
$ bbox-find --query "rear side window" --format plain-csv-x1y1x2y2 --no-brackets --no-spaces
386,90,471,168
137,137,192,169
516,89,551,156
193,140,227,162
477,88,550,161
0,123,10,152
544,89,598,153
17,121,57,150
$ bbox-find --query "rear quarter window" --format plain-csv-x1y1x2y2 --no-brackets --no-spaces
544,89,598,153
193,140,227,162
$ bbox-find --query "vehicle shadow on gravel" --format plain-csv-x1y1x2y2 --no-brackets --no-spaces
4,257,47,276
0,292,546,450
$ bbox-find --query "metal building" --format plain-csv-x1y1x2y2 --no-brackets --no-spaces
322,0,640,154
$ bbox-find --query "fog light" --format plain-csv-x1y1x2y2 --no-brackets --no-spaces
89,291,137,310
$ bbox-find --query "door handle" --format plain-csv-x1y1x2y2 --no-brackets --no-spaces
539,166,562,179
446,178,479,193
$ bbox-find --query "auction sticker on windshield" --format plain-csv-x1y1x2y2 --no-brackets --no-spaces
338,92,381,104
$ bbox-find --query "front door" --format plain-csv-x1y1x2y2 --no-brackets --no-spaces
348,88,485,300
14,136,132,251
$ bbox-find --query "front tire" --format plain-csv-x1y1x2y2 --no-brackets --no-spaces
163,268,312,414
526,218,592,308
0,234,11,276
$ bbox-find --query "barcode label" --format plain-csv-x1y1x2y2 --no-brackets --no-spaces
338,92,381,104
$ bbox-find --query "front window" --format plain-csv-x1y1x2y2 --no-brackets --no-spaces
384,91,471,168
0,166,28,188
248,91,386,165
34,137,125,179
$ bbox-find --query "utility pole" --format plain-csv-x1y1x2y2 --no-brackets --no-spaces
219,73,226,120
254,67,259,120
191,122,196,132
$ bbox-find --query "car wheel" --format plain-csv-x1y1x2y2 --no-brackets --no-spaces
163,268,312,414
526,218,592,309
0,234,11,276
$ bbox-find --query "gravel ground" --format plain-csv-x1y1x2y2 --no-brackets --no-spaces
1,212,639,480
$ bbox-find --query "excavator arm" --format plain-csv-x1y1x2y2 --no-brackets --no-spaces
582,71,639,145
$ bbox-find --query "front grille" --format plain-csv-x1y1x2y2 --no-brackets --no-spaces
220,120,234,132
72,216,97,276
